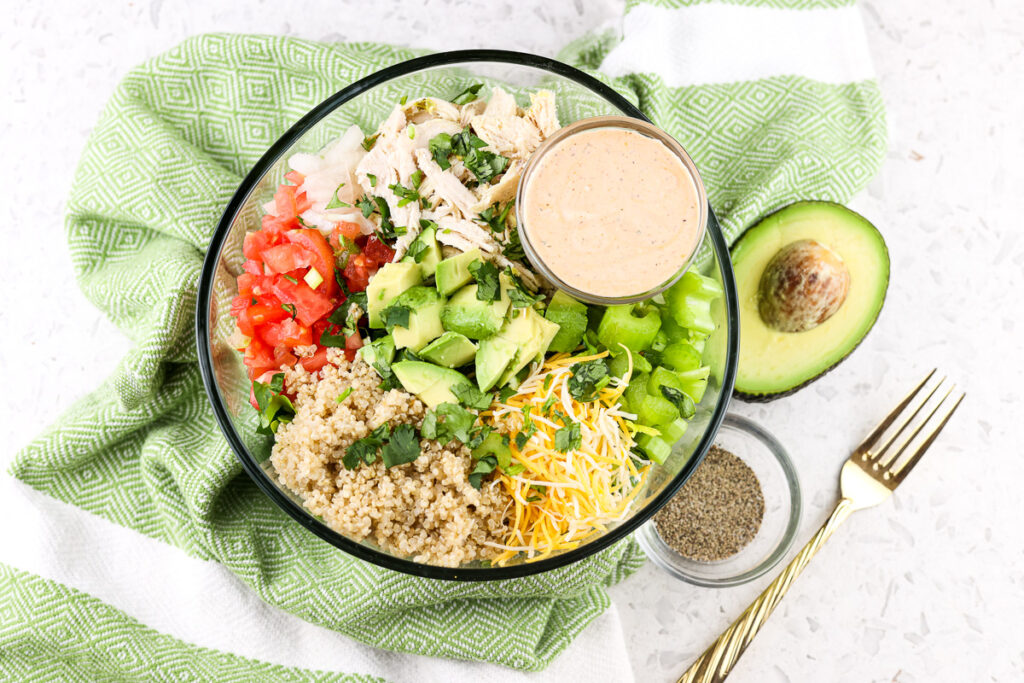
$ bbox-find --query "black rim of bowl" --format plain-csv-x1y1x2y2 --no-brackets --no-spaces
195,49,740,581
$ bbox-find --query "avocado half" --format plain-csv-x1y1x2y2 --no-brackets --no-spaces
731,201,889,402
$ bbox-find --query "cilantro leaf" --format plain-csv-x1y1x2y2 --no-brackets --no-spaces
507,277,542,308
464,147,509,183
406,238,428,263
554,423,582,453
347,291,368,314
468,455,497,489
452,383,493,410
514,432,529,450
503,227,525,261
451,83,484,105
361,134,379,151
479,201,514,233
356,195,375,218
388,181,420,207
428,133,453,170
567,359,610,402
450,127,488,158
660,385,696,419
381,423,421,468
252,374,297,436
325,183,349,209
498,385,516,403
423,403,478,445
380,304,411,331
367,173,377,188
468,259,500,303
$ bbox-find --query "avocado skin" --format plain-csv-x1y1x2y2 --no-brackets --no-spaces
731,200,890,403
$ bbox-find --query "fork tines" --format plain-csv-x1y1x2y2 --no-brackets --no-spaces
855,370,965,483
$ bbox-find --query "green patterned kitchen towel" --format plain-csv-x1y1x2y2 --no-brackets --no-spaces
5,1,885,679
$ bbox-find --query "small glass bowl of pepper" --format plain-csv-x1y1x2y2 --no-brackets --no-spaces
635,414,802,587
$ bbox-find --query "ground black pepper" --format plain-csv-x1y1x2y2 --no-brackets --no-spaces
654,445,765,562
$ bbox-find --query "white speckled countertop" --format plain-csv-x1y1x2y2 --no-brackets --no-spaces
3,1,1022,681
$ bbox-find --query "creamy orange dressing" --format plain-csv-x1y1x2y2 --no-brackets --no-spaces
521,127,702,299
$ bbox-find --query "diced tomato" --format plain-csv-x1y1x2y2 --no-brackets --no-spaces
243,338,278,379
230,295,250,317
285,229,336,296
261,243,314,274
295,192,312,214
260,317,313,348
344,332,363,362
271,276,334,326
262,213,299,232
300,346,331,373
284,170,305,185
273,345,298,369
342,252,375,292
335,221,363,241
274,184,299,218
363,236,396,266
243,230,277,260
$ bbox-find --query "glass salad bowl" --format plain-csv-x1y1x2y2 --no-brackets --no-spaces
196,50,740,580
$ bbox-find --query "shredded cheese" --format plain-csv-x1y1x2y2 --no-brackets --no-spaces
479,350,649,565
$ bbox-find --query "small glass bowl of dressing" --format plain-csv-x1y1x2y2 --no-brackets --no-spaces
515,115,708,305
635,414,802,587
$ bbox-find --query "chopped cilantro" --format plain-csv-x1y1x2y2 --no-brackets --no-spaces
450,127,488,157
505,462,526,477
367,173,377,188
507,277,542,308
468,455,497,489
281,274,298,284
452,383,493,410
498,385,516,403
541,394,558,414
660,386,696,419
400,94,408,105
428,133,453,170
468,259,500,303
410,169,424,190
388,181,420,207
280,303,297,319
406,238,428,263
380,304,411,331
325,183,349,209
381,423,420,467
567,359,610,402
514,432,529,450
421,402,477,445
479,201,514,233
356,195,375,218
451,83,484,105
252,373,295,435
361,134,379,151
503,227,525,261
554,423,582,453
342,423,391,470
336,387,353,403
347,290,368,314
464,147,509,183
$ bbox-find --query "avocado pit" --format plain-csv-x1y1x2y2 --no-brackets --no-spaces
757,239,850,333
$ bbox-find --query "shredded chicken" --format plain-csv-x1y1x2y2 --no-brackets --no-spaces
524,90,560,138
470,116,542,158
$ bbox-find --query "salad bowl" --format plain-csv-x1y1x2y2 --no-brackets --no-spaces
196,50,739,580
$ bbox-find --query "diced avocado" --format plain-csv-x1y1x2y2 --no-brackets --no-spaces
388,286,445,352
596,304,662,356
419,331,477,368
435,248,482,296
636,393,678,427
662,341,702,372
475,336,518,391
401,225,442,277
533,315,560,362
391,360,473,408
440,274,512,340
357,334,395,367
544,290,588,353
657,417,688,444
495,308,555,387
471,432,512,470
367,261,422,329
635,433,672,464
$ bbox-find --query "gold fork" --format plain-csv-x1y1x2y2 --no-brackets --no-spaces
679,370,965,683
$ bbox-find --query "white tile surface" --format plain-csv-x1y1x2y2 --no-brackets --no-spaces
2,1,1022,682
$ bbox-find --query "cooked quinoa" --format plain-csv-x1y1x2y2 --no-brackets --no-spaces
270,349,511,567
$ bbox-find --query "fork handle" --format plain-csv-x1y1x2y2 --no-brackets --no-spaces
677,497,856,683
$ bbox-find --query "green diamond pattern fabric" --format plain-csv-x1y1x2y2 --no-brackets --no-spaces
5,2,886,677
